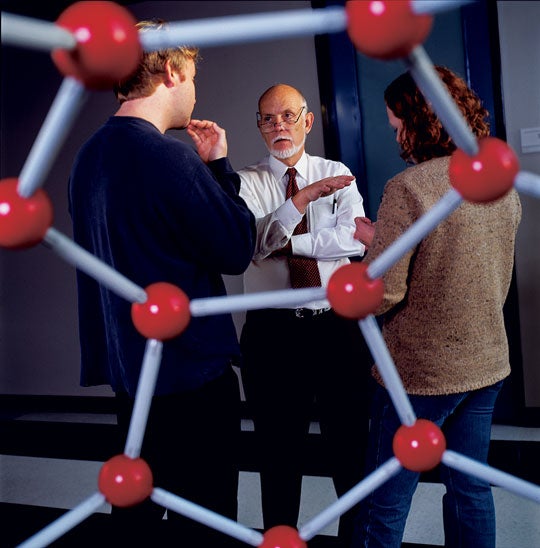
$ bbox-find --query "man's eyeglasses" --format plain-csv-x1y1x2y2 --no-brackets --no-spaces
256,106,305,133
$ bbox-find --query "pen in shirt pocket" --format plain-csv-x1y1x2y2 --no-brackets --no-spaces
332,196,337,214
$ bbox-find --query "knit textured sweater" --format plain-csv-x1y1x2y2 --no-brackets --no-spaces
363,156,521,395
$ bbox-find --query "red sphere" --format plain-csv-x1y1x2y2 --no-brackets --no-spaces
0,178,53,249
346,0,433,60
52,1,142,89
449,137,519,203
131,282,191,341
260,525,307,548
327,262,384,319
98,454,153,507
393,419,446,472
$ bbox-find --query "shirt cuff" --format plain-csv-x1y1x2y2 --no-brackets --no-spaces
276,198,303,231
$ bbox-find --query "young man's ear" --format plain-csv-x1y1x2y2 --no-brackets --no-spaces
164,59,185,86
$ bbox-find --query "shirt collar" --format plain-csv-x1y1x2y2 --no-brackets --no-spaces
268,152,308,183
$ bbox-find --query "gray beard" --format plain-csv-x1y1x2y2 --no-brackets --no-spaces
267,136,306,159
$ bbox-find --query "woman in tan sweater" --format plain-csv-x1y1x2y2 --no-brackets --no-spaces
352,67,522,547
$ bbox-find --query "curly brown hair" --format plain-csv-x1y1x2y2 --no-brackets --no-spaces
114,20,199,104
384,66,490,164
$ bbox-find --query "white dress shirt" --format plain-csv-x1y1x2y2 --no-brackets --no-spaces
238,153,366,309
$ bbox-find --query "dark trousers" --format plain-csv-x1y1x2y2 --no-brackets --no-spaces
110,366,241,547
240,308,373,546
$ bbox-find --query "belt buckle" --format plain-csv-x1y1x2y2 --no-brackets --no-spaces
294,308,328,318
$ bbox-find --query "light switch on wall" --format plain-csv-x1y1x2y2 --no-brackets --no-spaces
520,127,540,154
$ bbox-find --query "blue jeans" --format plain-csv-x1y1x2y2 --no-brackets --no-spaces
352,380,504,548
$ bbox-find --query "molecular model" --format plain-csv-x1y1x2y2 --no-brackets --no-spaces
1,1,539,547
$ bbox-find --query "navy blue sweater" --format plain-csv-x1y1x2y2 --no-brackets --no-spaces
68,116,255,396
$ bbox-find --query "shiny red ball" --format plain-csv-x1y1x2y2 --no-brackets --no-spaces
98,454,153,507
131,282,191,341
346,0,433,60
393,419,446,472
260,525,307,548
0,178,53,249
52,1,142,89
449,137,519,203
327,262,384,319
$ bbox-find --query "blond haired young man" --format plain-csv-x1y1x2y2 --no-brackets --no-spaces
69,20,255,546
